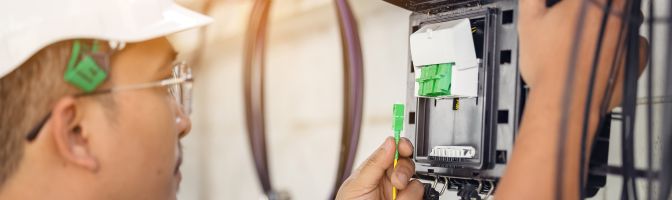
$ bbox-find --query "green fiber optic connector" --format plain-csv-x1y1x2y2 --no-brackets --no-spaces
416,63,453,97
393,104,405,132
393,103,405,160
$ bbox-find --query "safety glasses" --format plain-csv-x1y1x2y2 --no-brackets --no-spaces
25,62,193,141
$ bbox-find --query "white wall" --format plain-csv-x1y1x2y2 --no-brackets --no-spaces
176,1,413,199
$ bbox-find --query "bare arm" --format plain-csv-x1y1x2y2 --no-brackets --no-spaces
496,0,648,199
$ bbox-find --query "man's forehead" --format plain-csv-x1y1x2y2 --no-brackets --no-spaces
110,38,178,81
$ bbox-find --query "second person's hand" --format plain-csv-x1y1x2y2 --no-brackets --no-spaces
336,137,424,200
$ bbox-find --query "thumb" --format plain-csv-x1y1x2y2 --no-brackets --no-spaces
348,137,396,188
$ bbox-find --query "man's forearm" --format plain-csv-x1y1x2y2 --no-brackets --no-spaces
496,81,602,200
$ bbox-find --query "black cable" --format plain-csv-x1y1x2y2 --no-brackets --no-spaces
645,0,654,199
587,0,672,25
579,0,614,198
590,164,660,178
331,0,365,198
599,6,630,117
610,2,635,199
621,0,643,199
242,0,273,194
555,0,590,199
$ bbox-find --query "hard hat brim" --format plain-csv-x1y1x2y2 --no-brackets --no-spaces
0,3,213,78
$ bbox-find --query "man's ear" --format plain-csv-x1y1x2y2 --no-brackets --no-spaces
48,96,99,172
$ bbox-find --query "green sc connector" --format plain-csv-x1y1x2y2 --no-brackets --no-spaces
392,103,405,161
393,104,405,132
416,63,453,97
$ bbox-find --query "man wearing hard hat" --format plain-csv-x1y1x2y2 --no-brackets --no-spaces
0,0,422,199
0,0,211,199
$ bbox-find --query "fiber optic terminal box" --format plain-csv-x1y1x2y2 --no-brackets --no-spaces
384,0,609,198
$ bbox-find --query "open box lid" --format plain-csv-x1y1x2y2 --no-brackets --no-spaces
383,0,483,13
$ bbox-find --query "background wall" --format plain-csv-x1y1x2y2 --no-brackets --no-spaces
169,0,670,199
174,1,412,199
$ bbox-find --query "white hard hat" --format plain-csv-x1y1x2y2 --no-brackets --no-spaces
0,0,213,78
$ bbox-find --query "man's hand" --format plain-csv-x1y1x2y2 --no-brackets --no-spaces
498,0,648,199
336,137,424,200
517,0,647,109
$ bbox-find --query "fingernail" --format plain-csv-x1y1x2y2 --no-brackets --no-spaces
396,172,409,183
402,137,412,145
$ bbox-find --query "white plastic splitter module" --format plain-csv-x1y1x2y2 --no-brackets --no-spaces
410,18,480,98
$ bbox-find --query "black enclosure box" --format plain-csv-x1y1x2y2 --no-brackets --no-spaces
400,0,522,182
383,0,485,13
